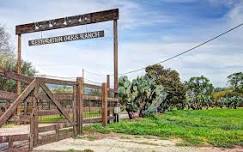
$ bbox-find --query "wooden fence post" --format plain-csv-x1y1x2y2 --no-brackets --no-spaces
102,83,108,126
80,77,84,134
8,136,13,151
76,77,84,135
72,85,77,137
29,90,39,149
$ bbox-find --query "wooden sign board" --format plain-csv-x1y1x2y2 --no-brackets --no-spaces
28,30,104,46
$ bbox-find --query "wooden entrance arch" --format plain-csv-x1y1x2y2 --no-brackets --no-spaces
15,8,119,99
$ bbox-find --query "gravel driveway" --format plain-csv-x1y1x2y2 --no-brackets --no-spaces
33,133,243,152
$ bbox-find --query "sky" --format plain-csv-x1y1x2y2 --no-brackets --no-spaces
0,0,243,87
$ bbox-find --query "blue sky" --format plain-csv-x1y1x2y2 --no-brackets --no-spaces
0,0,243,87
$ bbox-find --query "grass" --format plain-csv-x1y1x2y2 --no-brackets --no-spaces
39,111,100,123
39,114,65,123
85,108,243,147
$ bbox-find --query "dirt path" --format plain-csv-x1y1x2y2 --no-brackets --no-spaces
33,133,242,152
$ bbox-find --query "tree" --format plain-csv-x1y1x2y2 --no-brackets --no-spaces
218,96,243,109
0,25,12,53
227,72,243,93
145,64,186,111
0,25,36,92
185,75,214,109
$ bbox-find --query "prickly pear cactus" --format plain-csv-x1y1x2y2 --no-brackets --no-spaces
119,75,167,117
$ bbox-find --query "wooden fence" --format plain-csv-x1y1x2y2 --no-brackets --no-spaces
0,67,118,151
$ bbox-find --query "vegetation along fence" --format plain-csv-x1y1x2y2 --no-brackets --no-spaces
0,67,118,151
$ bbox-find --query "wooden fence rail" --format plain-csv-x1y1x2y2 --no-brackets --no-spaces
0,134,29,152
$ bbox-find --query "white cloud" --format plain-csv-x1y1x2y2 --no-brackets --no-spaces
0,0,243,87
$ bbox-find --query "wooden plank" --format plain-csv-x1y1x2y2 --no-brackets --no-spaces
58,130,73,140
39,83,72,123
38,125,56,133
0,90,41,103
0,79,36,127
38,134,56,145
0,134,29,143
0,70,33,84
38,123,75,133
0,90,18,100
16,9,119,34
11,147,30,152
37,77,75,86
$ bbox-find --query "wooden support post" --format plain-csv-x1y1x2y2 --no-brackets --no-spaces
8,136,13,151
29,112,34,150
102,83,108,126
76,77,83,135
29,92,38,150
106,75,111,123
113,19,118,98
17,34,22,115
55,124,60,141
113,19,119,122
33,84,39,146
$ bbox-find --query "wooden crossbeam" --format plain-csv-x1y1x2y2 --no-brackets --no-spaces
0,90,118,103
0,69,33,84
0,90,18,100
39,83,72,123
16,9,119,34
0,79,36,127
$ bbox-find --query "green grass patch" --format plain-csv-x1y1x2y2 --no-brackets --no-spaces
39,114,65,123
85,108,243,147
39,111,100,123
